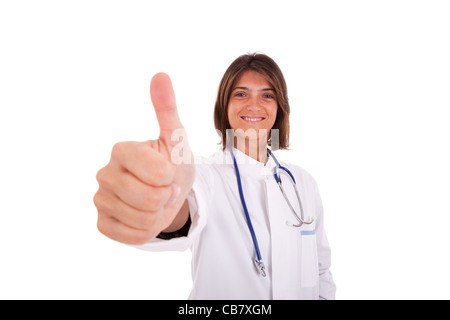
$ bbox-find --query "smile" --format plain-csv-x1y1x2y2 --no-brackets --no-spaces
240,116,266,123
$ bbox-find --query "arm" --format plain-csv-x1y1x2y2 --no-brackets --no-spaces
94,73,195,245
157,199,191,238
314,182,336,300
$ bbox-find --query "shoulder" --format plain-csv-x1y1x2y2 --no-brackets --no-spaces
279,160,319,189
190,150,233,204
278,160,324,210
192,149,234,181
194,149,232,166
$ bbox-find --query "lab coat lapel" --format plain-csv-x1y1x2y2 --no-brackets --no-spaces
265,164,303,299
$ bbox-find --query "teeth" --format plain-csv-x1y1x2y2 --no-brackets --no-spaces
242,116,264,122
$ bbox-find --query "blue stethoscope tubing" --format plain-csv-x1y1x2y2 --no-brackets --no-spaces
231,149,314,277
231,151,266,276
231,152,266,277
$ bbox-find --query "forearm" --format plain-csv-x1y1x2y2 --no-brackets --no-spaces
161,199,190,233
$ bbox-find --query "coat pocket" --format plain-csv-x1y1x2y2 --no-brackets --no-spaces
300,230,319,288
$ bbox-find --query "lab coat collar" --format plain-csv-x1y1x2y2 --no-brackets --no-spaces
223,147,278,177
230,147,272,166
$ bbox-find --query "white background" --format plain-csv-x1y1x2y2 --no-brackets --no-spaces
1,0,449,300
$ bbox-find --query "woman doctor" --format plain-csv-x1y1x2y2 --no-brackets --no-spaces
94,53,336,300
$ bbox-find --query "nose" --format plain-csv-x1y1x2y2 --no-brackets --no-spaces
245,95,262,111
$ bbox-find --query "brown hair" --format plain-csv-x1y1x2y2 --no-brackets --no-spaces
214,52,290,150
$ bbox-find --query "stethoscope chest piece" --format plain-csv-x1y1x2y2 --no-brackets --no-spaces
255,259,266,277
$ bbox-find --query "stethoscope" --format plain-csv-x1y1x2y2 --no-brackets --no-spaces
231,149,314,277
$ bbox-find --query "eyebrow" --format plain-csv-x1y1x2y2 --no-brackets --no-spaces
233,86,275,92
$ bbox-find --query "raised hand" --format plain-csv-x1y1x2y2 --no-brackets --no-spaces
94,73,195,245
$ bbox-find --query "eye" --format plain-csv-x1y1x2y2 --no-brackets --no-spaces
263,94,275,99
235,92,246,97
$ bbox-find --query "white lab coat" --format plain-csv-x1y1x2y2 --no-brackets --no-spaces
136,148,336,300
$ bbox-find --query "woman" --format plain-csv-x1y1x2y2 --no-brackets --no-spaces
94,53,336,299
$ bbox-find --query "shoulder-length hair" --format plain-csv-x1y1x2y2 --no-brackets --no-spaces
214,53,290,150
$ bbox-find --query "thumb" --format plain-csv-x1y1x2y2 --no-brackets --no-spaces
150,73,183,142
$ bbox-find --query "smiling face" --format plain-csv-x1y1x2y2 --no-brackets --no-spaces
214,54,291,152
227,70,278,138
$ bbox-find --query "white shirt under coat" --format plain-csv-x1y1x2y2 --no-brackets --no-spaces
135,148,336,300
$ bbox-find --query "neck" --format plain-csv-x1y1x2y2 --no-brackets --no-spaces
234,137,268,163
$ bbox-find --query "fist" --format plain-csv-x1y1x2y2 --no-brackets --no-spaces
94,73,195,245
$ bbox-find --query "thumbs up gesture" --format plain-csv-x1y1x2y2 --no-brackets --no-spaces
94,73,195,245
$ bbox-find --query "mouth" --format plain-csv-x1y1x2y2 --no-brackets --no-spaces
240,116,266,123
